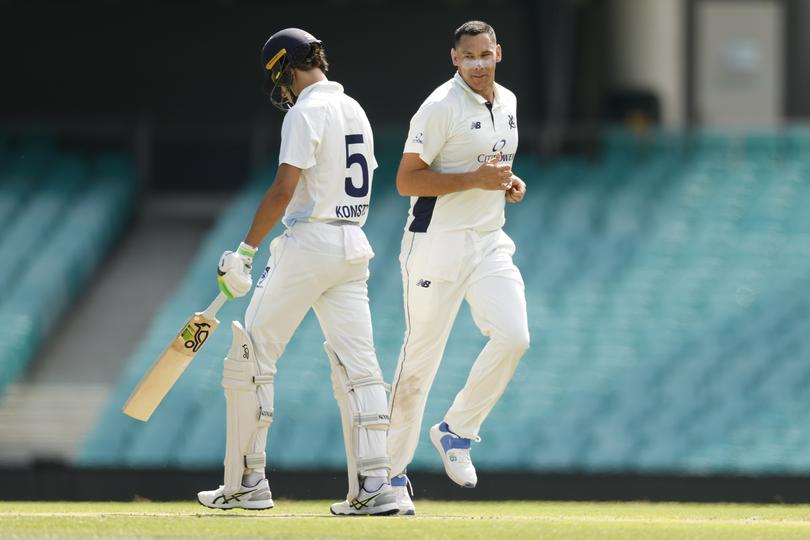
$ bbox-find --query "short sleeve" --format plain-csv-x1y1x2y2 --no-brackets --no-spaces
279,107,320,169
403,101,450,166
362,114,379,171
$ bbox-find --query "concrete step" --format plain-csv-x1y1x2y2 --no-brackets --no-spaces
0,383,109,465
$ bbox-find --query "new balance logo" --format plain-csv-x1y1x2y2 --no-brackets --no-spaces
470,121,481,130
416,279,431,288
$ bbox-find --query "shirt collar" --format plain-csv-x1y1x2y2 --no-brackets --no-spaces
453,71,499,106
297,80,343,101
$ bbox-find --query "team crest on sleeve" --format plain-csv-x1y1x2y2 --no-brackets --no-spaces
411,132,423,144
508,114,516,130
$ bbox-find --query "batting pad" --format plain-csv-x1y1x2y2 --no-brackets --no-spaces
222,321,274,495
324,341,391,501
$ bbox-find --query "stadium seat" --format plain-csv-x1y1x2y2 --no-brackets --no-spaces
81,130,810,476
0,149,135,396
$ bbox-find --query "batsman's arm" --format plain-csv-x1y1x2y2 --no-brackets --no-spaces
244,163,302,247
396,152,513,197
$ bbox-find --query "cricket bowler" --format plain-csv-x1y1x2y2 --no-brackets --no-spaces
387,20,530,515
197,28,397,516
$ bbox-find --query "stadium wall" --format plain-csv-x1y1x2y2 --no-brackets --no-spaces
2,466,810,504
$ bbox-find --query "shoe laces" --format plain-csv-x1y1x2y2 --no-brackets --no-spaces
393,474,414,497
403,475,414,497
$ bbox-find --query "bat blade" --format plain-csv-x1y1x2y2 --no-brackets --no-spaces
123,308,221,422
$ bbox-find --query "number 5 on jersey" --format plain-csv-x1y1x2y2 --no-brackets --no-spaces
344,134,369,197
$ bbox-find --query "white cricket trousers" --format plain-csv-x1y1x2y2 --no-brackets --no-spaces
244,221,383,404
388,228,530,477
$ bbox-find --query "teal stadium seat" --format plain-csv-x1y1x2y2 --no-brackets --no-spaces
0,147,136,396
81,129,810,476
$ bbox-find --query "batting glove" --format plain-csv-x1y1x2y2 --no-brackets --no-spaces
217,242,257,299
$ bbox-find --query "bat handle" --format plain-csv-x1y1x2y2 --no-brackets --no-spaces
202,292,228,319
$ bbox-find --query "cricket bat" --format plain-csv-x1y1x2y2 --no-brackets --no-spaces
123,293,228,422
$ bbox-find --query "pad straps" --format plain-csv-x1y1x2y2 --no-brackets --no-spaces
354,412,390,430
357,455,391,471
346,375,391,393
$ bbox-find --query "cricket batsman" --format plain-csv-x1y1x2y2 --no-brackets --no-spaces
197,28,397,516
387,20,530,515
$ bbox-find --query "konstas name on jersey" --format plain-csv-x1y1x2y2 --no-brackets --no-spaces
335,203,369,219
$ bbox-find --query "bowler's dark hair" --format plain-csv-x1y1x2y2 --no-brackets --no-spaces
295,43,329,72
453,20,496,46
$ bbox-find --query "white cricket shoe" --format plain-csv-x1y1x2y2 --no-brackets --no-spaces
197,478,274,510
391,473,415,516
330,481,399,516
430,421,478,488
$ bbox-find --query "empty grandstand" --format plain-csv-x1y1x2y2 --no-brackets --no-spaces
79,129,810,476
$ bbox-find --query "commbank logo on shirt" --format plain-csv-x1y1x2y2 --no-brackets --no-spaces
477,139,514,163
478,151,515,163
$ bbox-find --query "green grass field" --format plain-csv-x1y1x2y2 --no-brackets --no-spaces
3,501,810,539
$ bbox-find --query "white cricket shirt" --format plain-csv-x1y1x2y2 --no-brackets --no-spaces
403,72,519,233
279,80,377,228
